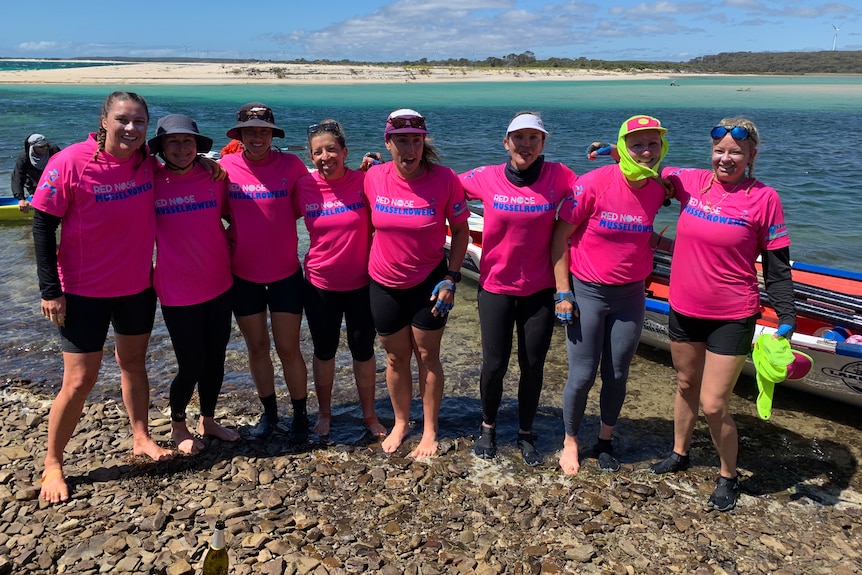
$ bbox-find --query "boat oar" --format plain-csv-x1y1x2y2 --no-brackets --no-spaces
791,282,862,316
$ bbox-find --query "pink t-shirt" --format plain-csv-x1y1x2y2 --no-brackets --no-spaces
221,149,314,283
560,165,667,285
297,169,372,291
30,135,155,298
365,163,469,288
662,167,791,320
460,162,576,296
153,163,232,306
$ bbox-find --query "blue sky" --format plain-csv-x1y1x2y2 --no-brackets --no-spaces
2,0,858,62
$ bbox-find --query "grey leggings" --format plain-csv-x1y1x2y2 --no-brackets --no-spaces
562,277,645,438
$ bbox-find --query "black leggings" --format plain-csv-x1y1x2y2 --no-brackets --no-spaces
161,289,233,420
477,287,555,431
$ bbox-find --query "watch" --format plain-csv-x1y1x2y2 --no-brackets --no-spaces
445,270,462,283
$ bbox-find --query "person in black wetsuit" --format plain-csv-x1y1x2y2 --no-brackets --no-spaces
10,134,60,213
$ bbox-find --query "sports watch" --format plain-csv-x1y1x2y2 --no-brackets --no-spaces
445,270,462,283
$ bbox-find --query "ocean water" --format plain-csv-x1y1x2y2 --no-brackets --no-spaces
2,75,861,268
2,74,862,460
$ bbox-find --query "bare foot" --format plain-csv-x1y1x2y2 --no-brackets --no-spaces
133,435,174,461
364,415,387,438
559,441,581,475
198,417,240,442
410,433,439,460
381,422,410,453
313,413,331,436
172,423,205,455
40,468,69,504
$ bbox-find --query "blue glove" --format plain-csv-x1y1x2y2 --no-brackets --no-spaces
554,291,578,325
431,279,456,316
775,324,794,339
585,143,612,157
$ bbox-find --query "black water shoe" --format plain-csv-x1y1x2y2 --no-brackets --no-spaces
289,413,309,445
708,475,740,512
248,412,278,440
649,452,690,474
474,425,497,459
518,432,541,467
591,439,620,472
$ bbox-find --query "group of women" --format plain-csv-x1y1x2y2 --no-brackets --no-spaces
33,91,794,514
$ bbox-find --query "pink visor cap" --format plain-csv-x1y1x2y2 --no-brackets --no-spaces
385,109,428,137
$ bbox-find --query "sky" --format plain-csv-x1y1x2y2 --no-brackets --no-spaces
2,1,859,63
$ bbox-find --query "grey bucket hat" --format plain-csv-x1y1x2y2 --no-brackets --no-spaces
148,114,214,155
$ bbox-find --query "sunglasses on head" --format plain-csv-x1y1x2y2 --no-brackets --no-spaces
388,116,426,130
238,107,274,123
307,121,341,136
710,125,750,140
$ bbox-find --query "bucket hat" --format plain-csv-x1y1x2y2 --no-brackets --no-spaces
148,114,213,155
226,102,285,140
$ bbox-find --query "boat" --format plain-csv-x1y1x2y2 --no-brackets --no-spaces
445,209,862,408
0,197,33,221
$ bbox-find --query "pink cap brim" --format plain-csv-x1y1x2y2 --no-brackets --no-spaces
785,351,814,381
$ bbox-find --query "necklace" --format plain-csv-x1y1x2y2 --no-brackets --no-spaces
702,177,750,213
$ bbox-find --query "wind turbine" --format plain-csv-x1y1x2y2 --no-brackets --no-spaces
831,22,844,51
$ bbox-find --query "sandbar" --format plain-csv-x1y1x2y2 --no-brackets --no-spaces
0,61,675,85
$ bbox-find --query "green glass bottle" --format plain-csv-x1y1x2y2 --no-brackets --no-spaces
202,519,228,575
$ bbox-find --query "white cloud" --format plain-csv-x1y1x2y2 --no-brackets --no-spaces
17,41,60,52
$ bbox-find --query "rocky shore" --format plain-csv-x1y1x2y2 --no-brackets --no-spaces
2,380,861,575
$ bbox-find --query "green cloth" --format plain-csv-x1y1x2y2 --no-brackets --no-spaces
751,334,794,420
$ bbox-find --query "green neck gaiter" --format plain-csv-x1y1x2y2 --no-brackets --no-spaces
617,131,669,182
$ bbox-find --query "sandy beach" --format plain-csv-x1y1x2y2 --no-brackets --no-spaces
0,61,674,85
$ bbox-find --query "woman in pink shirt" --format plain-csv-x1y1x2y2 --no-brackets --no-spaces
220,103,316,444
150,114,239,454
364,109,470,458
460,112,577,466
32,91,173,503
297,119,386,439
649,117,795,512
552,115,670,477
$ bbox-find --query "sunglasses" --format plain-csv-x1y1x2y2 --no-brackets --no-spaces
307,121,341,136
238,107,274,123
388,116,426,130
710,126,750,140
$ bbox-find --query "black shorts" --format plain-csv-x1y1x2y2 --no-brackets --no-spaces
60,288,157,353
232,270,304,317
303,280,376,362
668,308,758,356
369,259,449,336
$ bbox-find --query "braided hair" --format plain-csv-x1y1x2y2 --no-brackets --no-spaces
93,91,150,165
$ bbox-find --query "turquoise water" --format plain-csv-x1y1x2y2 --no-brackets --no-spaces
1,76,861,269
0,59,123,72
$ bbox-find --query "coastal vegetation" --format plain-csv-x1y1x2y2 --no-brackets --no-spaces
32,50,862,75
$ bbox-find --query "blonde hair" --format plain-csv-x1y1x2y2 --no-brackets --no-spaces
714,116,759,180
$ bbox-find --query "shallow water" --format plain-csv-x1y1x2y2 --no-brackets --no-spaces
3,223,860,498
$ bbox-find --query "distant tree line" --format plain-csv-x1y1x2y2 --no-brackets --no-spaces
61,50,862,75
